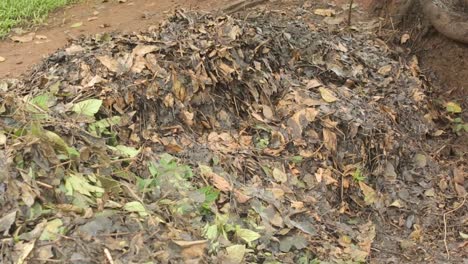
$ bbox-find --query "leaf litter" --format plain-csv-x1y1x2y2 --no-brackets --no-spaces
0,2,466,263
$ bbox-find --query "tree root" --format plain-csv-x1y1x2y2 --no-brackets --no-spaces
419,0,468,44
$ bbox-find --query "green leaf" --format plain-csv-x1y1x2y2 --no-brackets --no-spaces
203,224,219,241
446,102,462,113
43,130,69,153
72,99,102,117
30,94,51,111
65,173,105,197
124,201,148,217
114,145,140,158
236,227,261,243
39,219,64,241
88,116,121,135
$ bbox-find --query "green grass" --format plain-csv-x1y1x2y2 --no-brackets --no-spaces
0,0,76,37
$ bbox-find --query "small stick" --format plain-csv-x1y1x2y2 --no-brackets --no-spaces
348,0,354,26
104,248,115,264
443,195,467,259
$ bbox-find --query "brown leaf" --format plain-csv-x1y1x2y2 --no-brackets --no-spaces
323,128,337,152
315,168,337,185
97,55,120,72
287,108,318,139
132,45,158,56
272,168,288,183
262,105,274,120
359,182,377,205
211,173,232,192
453,167,466,197
233,189,251,203
11,33,35,43
172,240,207,260
172,70,186,101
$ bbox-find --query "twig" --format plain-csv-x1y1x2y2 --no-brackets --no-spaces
348,0,354,26
443,195,467,259
104,248,115,264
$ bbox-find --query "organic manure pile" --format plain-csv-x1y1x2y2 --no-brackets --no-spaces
0,8,461,264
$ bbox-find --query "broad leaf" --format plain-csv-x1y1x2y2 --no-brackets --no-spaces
72,99,102,117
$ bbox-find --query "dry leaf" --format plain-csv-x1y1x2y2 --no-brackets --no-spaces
323,128,337,152
287,108,319,139
172,240,207,260
97,55,120,72
0,56,5,62
400,33,410,44
319,87,338,103
453,167,466,197
211,173,232,192
172,71,186,101
315,168,337,185
359,182,377,205
234,189,251,203
272,168,288,183
11,33,35,43
378,65,392,76
314,9,336,17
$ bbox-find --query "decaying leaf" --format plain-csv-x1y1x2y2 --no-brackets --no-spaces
319,87,338,103
314,9,336,17
287,108,319,139
446,102,462,113
11,33,35,43
0,211,17,233
225,244,246,264
236,227,261,243
40,219,64,241
272,168,288,183
359,182,377,205
124,201,148,217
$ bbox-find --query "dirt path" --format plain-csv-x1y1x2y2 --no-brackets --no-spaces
0,0,232,79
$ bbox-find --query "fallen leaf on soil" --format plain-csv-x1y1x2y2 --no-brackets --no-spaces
453,167,466,197
233,189,251,203
40,219,64,241
378,65,392,76
172,240,207,260
272,168,288,183
323,128,337,152
65,44,85,55
14,240,35,264
225,244,246,264
0,56,6,62
11,33,35,43
35,35,47,40
287,108,318,139
236,227,261,243
359,182,377,205
0,211,17,233
315,168,337,185
400,33,410,44
445,101,462,113
314,9,336,17
97,55,120,72
70,22,83,28
319,87,338,103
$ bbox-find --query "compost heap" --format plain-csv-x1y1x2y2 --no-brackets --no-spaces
0,8,461,264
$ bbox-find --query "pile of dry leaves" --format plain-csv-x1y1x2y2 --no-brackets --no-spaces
0,6,465,264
